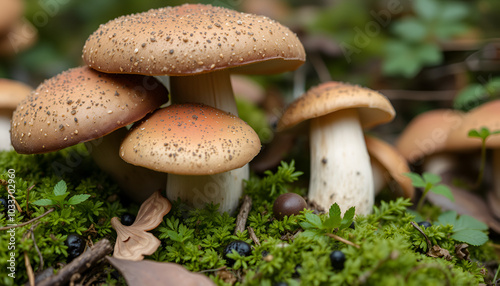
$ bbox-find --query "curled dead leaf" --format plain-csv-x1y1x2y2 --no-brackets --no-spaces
455,243,470,261
111,191,172,261
427,245,453,261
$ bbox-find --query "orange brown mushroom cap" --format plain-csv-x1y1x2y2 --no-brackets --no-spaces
10,66,169,154
82,4,305,76
120,103,261,175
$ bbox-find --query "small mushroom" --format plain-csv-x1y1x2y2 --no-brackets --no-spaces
120,103,261,214
0,78,32,150
277,82,395,214
10,66,169,202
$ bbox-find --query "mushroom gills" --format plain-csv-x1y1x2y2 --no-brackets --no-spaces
309,108,373,214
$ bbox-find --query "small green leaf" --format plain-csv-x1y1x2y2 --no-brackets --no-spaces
451,229,489,246
404,173,426,188
304,213,323,229
453,215,488,232
422,172,441,185
468,129,481,138
32,199,55,206
340,206,355,229
430,185,454,202
53,180,68,196
67,194,91,205
413,0,439,21
328,203,342,228
437,211,458,226
392,18,427,42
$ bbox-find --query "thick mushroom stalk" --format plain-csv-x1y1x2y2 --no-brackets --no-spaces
0,112,12,150
309,109,373,214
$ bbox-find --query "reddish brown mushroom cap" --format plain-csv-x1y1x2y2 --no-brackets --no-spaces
120,103,261,175
10,66,168,154
82,4,305,76
277,81,395,131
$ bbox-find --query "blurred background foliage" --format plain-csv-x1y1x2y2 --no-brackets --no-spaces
1,0,500,133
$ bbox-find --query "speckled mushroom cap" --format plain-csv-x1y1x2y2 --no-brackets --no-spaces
120,103,261,175
445,100,500,150
82,4,305,76
365,135,414,199
396,109,464,162
277,81,395,131
10,66,168,154
0,0,23,35
0,78,32,110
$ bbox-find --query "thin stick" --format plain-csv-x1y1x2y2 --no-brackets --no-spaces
198,266,227,273
0,208,54,231
30,223,44,270
326,233,360,249
25,184,35,214
234,195,252,235
24,251,35,286
410,221,432,250
247,226,260,246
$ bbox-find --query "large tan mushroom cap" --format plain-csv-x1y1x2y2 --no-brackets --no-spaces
365,135,414,199
396,109,463,162
0,78,32,110
10,66,168,154
82,4,305,76
120,103,261,175
445,100,500,150
0,0,23,35
277,81,395,131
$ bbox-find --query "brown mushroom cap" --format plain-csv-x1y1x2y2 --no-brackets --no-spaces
0,78,32,111
0,0,23,35
396,109,463,162
120,103,261,175
10,66,168,154
82,4,305,76
277,81,395,131
445,100,500,150
0,19,38,56
365,135,414,199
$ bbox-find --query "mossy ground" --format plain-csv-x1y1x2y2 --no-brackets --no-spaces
0,147,498,285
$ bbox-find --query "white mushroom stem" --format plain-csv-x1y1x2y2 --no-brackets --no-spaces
371,159,386,196
0,111,12,150
309,109,373,215
166,69,248,214
85,128,167,203
494,150,500,199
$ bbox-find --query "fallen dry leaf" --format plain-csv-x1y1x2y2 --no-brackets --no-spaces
111,191,171,261
455,243,470,261
427,245,453,261
107,257,215,286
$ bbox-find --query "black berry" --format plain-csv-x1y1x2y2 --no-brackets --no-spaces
223,240,251,266
274,282,288,286
0,198,7,213
120,213,136,226
349,221,355,229
65,234,86,262
417,221,432,229
330,250,346,270
273,193,307,220
293,264,302,278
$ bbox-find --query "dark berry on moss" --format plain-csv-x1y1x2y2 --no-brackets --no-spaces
0,198,7,213
330,250,346,270
120,213,136,226
417,221,432,229
293,264,302,278
65,234,86,262
349,221,355,229
223,240,251,266
273,193,307,220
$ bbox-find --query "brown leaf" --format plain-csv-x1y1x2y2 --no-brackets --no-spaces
107,257,215,286
216,269,237,285
111,191,172,261
455,243,470,261
427,245,453,261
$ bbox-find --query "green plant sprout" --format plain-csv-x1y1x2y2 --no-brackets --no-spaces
468,127,500,189
32,180,90,209
436,210,489,246
300,203,355,238
404,172,453,211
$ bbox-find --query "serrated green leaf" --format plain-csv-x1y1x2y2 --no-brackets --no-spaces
451,229,489,246
32,199,55,206
416,43,442,65
67,194,91,205
453,215,488,232
468,129,481,138
304,213,323,229
437,210,458,226
422,172,441,185
453,84,486,111
340,206,355,229
404,173,426,188
430,185,454,202
53,180,67,196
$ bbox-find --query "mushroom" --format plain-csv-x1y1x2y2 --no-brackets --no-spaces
81,3,305,211
444,100,500,219
0,78,32,150
10,66,169,202
364,135,414,199
0,0,23,36
120,103,261,213
0,19,38,56
277,82,395,214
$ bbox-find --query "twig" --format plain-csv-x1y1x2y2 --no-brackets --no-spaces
198,266,227,273
326,233,360,249
410,221,432,250
0,208,54,231
37,239,113,286
24,251,35,286
25,184,35,214
247,227,260,246
30,224,44,270
234,195,252,235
